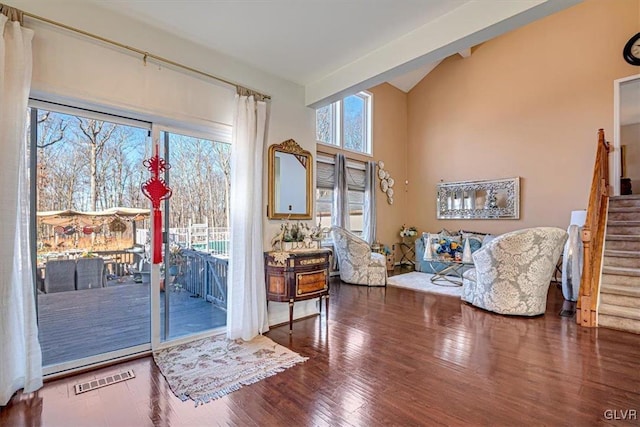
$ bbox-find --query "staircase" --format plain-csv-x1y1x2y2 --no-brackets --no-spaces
599,195,640,334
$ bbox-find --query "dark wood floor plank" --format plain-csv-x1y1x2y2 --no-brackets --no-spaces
2,279,640,426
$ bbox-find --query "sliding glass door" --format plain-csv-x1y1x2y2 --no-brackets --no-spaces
29,102,231,373
30,102,152,371
158,129,230,342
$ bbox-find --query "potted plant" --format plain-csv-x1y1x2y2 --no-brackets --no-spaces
277,221,321,251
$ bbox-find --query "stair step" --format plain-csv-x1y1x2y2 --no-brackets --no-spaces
600,293,640,308
598,314,640,334
606,235,640,241
609,198,640,208
602,266,640,277
605,236,640,251
609,207,640,213
601,274,640,287
611,195,640,200
607,221,640,235
604,256,640,268
608,211,640,221
608,220,640,226
603,250,640,268
599,303,640,320
600,283,640,298
604,249,640,257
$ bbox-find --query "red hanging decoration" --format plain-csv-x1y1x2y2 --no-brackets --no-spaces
141,143,172,264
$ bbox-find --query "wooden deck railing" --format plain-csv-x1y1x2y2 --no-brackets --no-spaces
577,129,610,327
179,249,228,310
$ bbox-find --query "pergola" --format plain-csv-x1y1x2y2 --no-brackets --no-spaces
37,207,150,227
37,207,151,251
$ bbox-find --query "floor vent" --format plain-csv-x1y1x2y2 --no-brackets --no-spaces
74,369,135,395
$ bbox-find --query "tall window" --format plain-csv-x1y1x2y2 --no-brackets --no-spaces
316,155,366,236
316,92,372,155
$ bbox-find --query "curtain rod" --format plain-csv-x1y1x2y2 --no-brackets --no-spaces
21,10,271,101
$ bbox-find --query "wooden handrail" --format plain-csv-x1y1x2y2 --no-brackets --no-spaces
577,129,610,327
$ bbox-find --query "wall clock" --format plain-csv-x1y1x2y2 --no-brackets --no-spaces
623,32,640,66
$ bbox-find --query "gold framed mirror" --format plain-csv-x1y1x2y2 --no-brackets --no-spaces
267,139,313,220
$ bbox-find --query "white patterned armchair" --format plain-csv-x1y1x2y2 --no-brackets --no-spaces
330,227,386,287
462,227,567,316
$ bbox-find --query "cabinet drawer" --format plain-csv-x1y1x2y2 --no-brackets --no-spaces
294,255,329,268
296,270,327,296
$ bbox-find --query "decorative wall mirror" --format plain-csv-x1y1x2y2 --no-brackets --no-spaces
436,177,520,219
267,139,313,220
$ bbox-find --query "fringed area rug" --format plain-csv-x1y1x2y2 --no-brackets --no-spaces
387,272,463,297
153,334,307,406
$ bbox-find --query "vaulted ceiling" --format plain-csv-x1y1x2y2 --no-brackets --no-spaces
15,0,583,107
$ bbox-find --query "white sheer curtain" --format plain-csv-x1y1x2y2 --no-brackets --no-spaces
362,161,376,244
332,153,349,229
0,11,42,406
226,94,270,341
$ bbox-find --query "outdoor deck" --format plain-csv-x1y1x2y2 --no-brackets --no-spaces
38,282,227,367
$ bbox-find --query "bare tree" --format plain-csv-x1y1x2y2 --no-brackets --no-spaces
76,118,117,211
36,111,68,211
211,142,231,227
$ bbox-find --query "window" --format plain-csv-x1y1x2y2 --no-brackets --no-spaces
28,100,232,371
316,92,372,155
316,155,366,236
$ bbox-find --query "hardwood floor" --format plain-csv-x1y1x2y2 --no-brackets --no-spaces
2,277,640,426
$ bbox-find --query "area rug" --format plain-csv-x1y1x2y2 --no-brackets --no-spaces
153,334,307,406
387,272,463,297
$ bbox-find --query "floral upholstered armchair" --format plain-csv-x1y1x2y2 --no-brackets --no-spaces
330,226,386,287
461,227,567,316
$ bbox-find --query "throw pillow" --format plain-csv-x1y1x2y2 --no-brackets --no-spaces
422,233,440,260
462,238,473,263
437,228,456,237
482,234,497,246
461,232,484,252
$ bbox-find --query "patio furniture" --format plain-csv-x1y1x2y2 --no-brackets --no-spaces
44,259,76,293
76,257,106,290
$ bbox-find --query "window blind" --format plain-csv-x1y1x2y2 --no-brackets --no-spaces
316,155,365,191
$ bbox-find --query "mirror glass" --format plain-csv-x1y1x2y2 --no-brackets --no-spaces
268,139,312,220
620,77,640,195
437,177,520,219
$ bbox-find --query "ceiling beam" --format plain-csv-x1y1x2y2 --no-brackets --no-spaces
305,0,582,108
457,48,472,59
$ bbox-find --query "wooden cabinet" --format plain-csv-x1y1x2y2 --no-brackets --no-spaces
264,249,330,333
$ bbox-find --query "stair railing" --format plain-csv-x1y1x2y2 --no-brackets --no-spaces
577,129,610,327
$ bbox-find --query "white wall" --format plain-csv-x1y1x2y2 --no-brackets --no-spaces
7,0,320,327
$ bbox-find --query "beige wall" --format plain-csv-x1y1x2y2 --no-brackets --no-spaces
622,123,640,191
317,83,408,257
406,0,639,235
